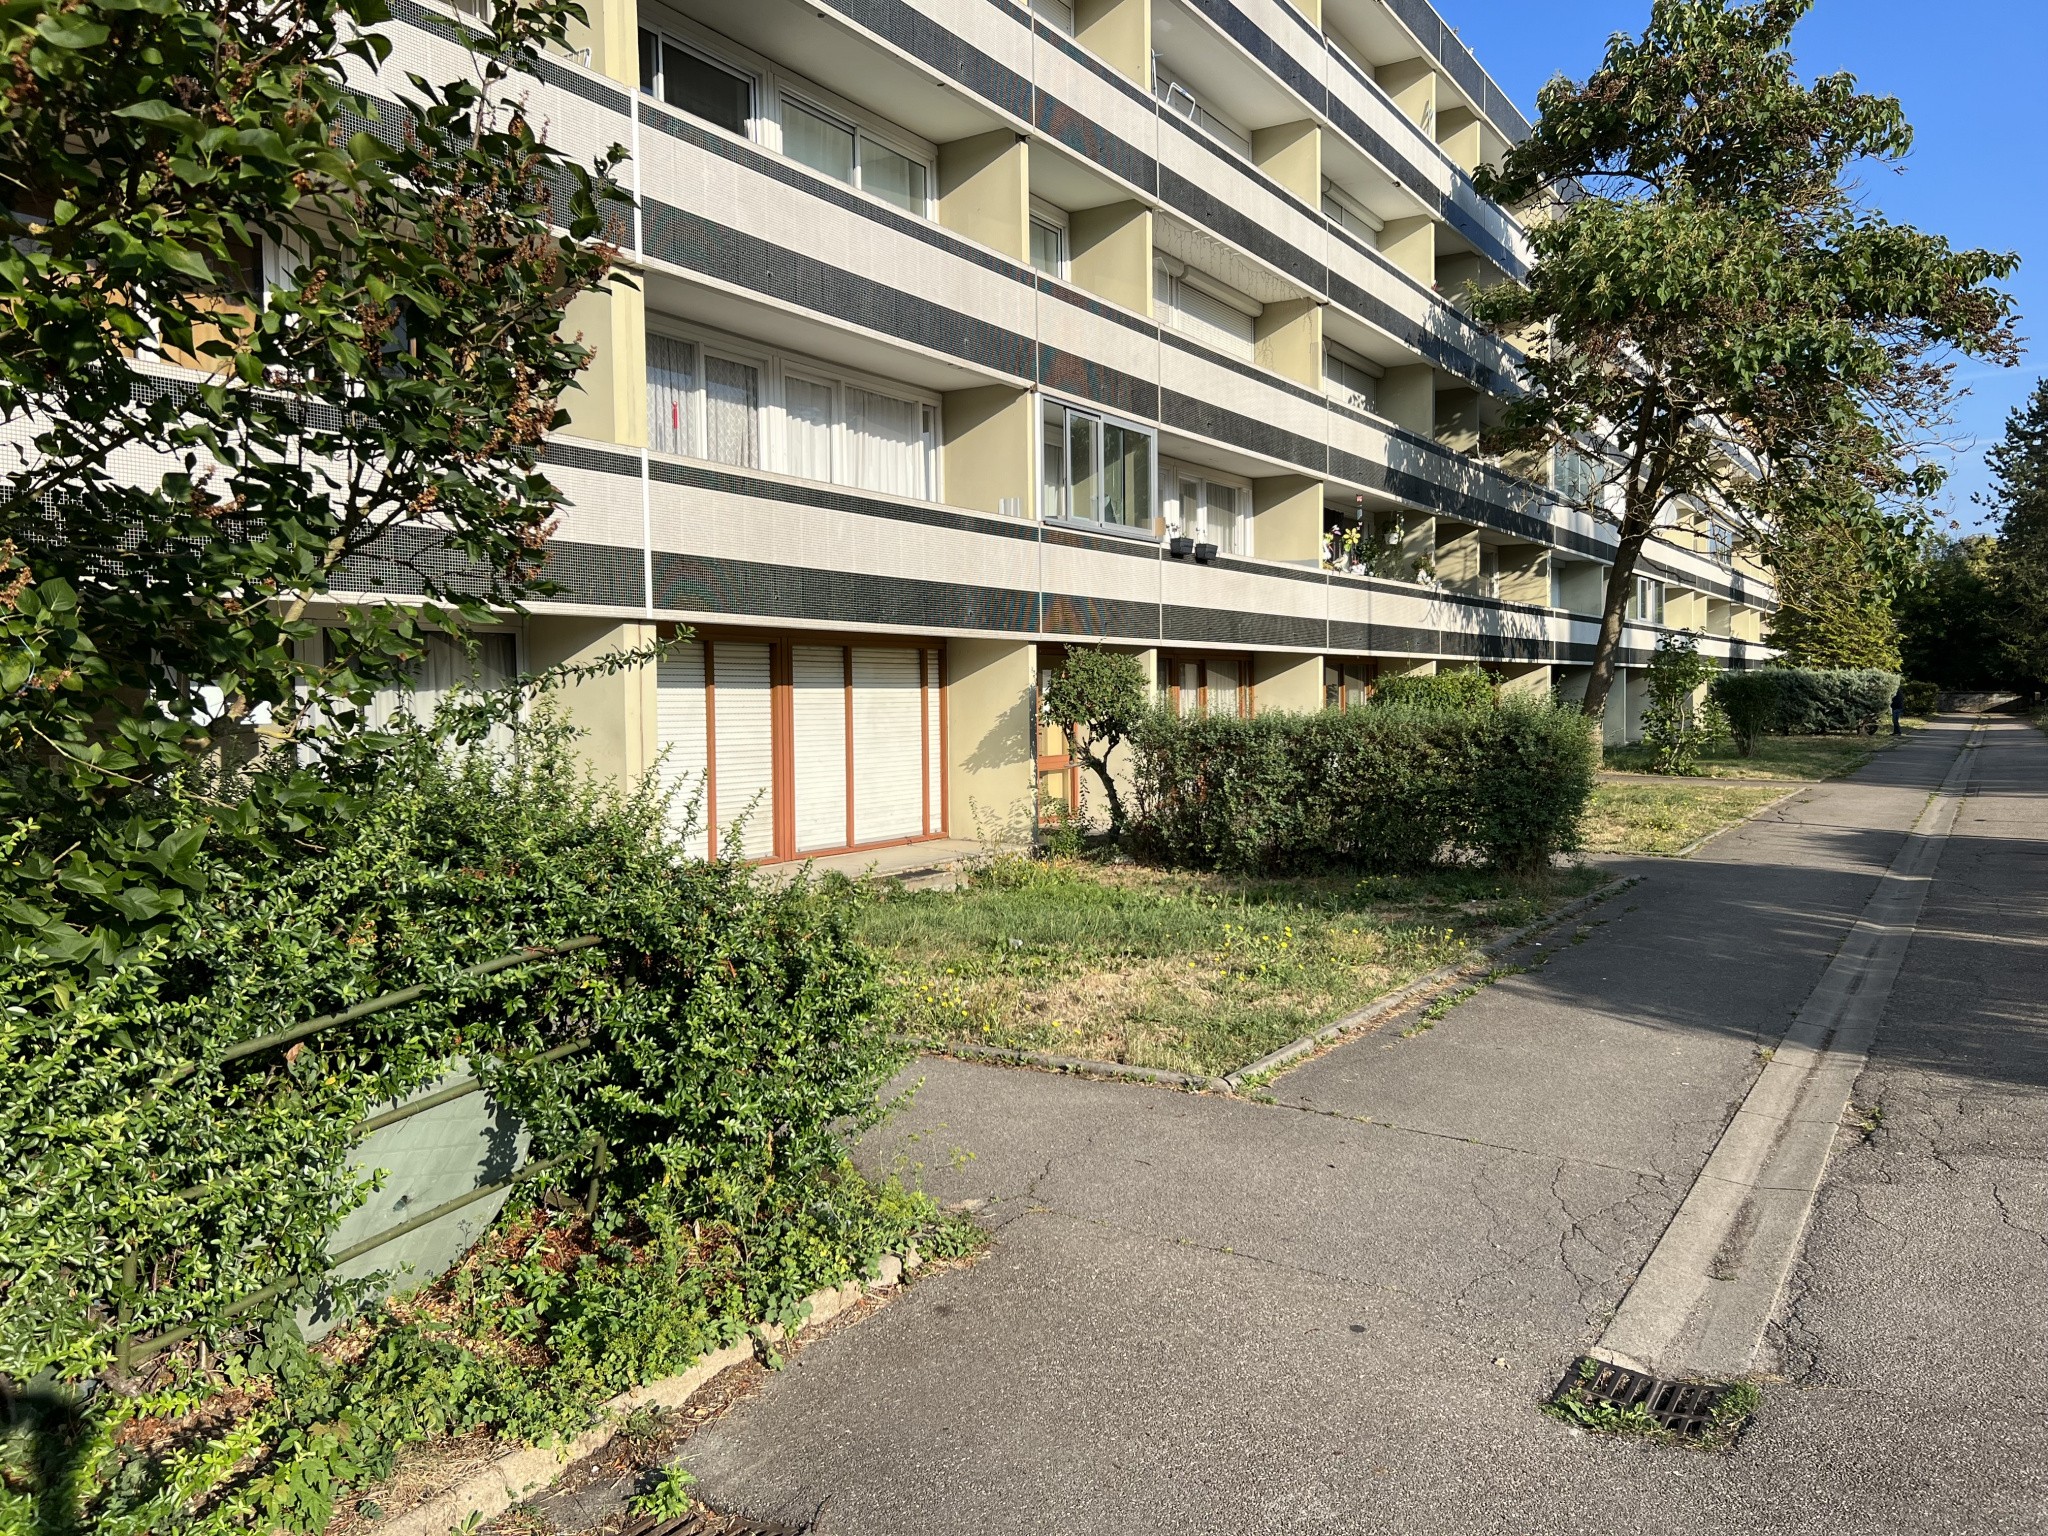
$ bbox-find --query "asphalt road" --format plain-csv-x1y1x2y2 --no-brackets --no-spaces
642,717,2048,1535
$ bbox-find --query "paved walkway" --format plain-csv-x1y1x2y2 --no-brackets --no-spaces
667,718,2046,1534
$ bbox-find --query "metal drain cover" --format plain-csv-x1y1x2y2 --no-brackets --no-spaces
618,1512,809,1536
1550,1356,1743,1439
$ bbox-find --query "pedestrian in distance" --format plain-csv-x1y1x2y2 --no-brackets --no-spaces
1892,687,1906,737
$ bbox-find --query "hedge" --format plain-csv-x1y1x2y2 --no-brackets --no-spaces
1369,668,1497,712
1128,698,1595,875
1710,666,1901,752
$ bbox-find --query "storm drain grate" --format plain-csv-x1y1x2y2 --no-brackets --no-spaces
617,1511,809,1536
1550,1356,1741,1440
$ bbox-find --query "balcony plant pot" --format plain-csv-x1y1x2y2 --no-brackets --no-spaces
1193,542,1219,564
1169,536,1195,559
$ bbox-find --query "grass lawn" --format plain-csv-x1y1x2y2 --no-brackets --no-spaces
1601,732,1894,782
853,858,1608,1078
1582,781,1790,856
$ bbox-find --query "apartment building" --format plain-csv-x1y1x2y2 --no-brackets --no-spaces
356,0,1774,861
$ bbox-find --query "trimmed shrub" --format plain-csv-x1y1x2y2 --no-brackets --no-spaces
1710,666,1902,753
1902,680,1939,715
1129,698,1594,875
1369,667,1498,712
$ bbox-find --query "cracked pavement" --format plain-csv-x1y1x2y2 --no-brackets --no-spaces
661,718,2048,1535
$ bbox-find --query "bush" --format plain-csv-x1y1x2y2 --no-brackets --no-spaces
1128,698,1594,876
1709,666,1902,753
1369,668,1499,712
1640,632,1722,775
1,709,909,1388
1902,679,1939,715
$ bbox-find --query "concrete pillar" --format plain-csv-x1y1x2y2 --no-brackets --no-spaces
565,0,637,86
525,618,658,791
1070,201,1154,315
1251,120,1320,204
1377,58,1438,134
1434,522,1482,594
1253,652,1323,714
1379,216,1436,286
1075,0,1150,89
1436,105,1482,173
938,131,1028,261
1499,543,1549,606
1379,365,1434,436
557,282,646,447
1434,386,1480,455
941,385,1033,518
1254,298,1322,391
947,637,1038,848
1251,474,1325,564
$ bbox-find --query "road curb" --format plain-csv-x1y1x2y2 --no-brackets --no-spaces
363,1249,921,1536
1220,874,1639,1091
897,877,1640,1099
1669,785,1811,859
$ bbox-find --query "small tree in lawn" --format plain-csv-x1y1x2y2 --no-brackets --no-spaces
1640,631,1722,775
1468,0,2018,728
0,0,626,966
1039,648,1149,837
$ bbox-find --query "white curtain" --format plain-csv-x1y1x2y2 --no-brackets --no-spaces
847,387,929,499
705,354,760,467
783,101,855,183
646,334,697,457
784,375,836,483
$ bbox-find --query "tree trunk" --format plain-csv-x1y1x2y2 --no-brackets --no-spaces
1582,520,1654,724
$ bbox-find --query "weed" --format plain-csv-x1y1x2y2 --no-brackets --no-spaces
1545,1361,1761,1451
628,1464,699,1521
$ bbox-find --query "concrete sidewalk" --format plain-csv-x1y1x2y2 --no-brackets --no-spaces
658,717,2045,1535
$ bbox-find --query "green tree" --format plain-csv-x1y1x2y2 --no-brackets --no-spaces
1470,0,2017,724
1640,631,1723,774
1762,500,1907,670
1039,648,1149,835
0,0,625,966
1895,536,2013,690
1987,378,2048,690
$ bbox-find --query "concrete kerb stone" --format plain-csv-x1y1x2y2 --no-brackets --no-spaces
896,876,1641,1100
1670,785,1811,860
366,1249,922,1536
1220,873,1640,1091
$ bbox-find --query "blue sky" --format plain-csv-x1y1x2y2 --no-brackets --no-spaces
1446,0,2044,531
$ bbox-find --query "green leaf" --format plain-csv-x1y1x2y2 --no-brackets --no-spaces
115,99,200,128
35,16,109,47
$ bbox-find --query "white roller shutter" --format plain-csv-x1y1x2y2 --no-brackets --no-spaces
655,641,711,859
852,648,923,845
792,646,850,853
923,649,943,836
711,642,776,860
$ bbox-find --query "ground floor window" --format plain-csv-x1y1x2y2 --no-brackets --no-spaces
655,633,945,862
1159,651,1253,720
1324,657,1379,710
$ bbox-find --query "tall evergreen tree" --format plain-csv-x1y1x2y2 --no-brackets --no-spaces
1470,0,2018,722
1987,378,2048,689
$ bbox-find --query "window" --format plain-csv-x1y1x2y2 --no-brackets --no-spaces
1030,0,1074,32
1030,201,1069,280
637,30,753,135
1478,544,1500,600
646,328,939,498
780,96,930,215
1166,462,1253,557
1156,261,1260,362
1630,577,1666,626
1042,398,1154,532
1553,444,1601,505
1153,65,1253,157
1322,181,1380,248
1324,342,1379,413
1324,659,1377,710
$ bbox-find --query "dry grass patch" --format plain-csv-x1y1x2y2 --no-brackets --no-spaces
1583,783,1790,856
857,859,1606,1078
